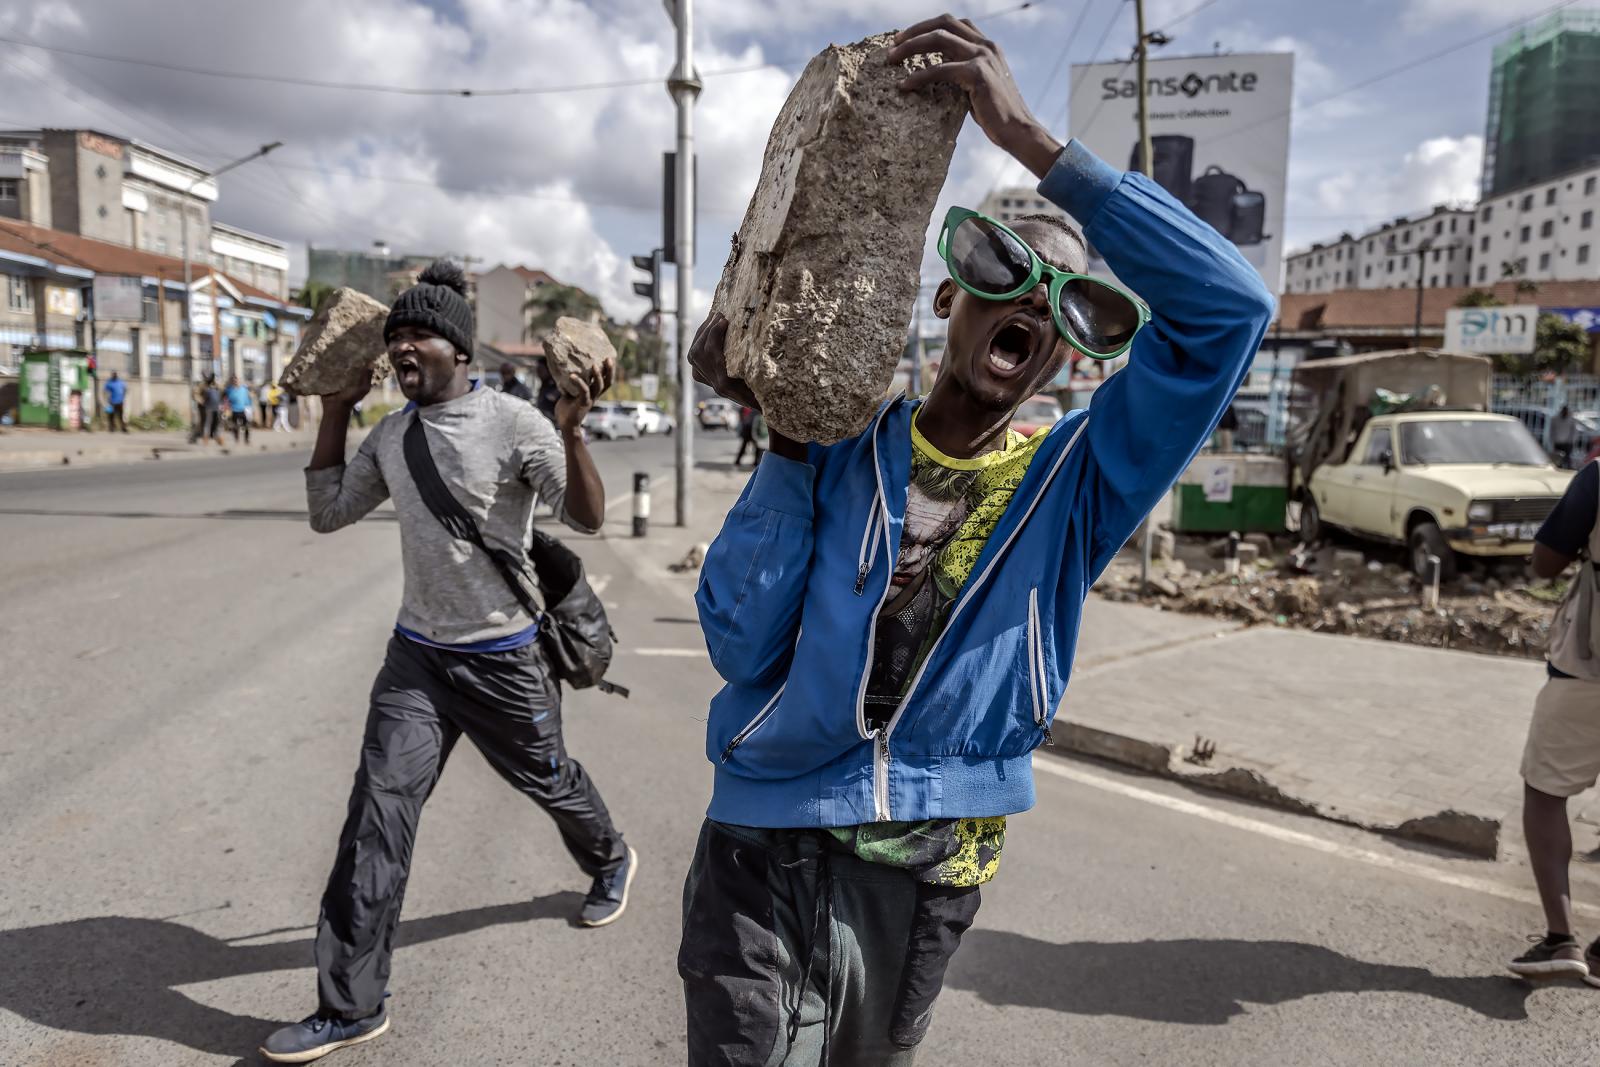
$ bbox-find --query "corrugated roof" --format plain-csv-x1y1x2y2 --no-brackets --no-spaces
0,217,286,305
1275,279,1600,332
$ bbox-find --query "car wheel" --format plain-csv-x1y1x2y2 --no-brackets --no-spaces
1297,494,1322,544
1408,522,1457,583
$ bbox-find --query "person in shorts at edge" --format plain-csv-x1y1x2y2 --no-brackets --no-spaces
677,14,1274,1064
259,262,634,1063
1509,457,1600,982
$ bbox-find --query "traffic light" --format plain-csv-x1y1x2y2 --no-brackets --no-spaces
632,249,662,313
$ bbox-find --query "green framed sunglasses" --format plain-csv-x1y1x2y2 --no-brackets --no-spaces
936,206,1151,361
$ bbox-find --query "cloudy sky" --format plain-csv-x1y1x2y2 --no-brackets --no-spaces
0,0,1574,318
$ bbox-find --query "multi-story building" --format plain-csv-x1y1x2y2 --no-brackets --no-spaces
0,142,51,228
209,223,289,301
1473,160,1600,285
1483,9,1600,199
307,245,438,303
474,264,561,349
1284,205,1476,295
976,186,1070,228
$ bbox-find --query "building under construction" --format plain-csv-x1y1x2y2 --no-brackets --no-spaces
1483,8,1600,198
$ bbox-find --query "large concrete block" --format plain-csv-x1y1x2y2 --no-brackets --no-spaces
279,288,391,396
546,316,617,394
710,32,968,443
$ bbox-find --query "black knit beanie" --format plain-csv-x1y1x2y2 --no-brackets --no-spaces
385,261,474,357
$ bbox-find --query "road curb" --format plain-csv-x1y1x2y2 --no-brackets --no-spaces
0,433,344,474
1045,719,1503,860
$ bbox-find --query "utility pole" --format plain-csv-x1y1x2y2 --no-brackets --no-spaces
666,0,701,528
1135,0,1155,180
1413,240,1431,346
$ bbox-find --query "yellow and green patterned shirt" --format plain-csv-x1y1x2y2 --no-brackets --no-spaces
831,413,1049,886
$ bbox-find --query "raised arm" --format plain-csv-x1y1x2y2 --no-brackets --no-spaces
305,382,390,533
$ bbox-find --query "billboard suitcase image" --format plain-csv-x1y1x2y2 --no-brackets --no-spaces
1229,190,1267,246
1129,134,1195,205
1189,165,1248,239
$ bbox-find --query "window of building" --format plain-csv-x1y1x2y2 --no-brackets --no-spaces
1540,252,1552,271
1584,210,1594,230
1479,235,1489,252
1547,188,1559,205
6,275,33,311
1580,245,1592,265
1346,269,1355,285
1434,221,1443,236
1429,275,1439,287
1433,248,1443,262
0,178,16,201
1365,264,1373,279
156,237,168,253
1402,230,1412,244
1522,194,1535,211
1387,260,1395,274
1335,248,1342,262
1450,218,1458,233
1521,225,1532,243
1587,177,1598,196
1542,220,1555,238
1482,206,1493,222
1478,264,1488,282
1367,240,1375,253
1316,253,1324,266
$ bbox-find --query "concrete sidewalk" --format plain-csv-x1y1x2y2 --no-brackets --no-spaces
0,425,326,472
609,460,1562,860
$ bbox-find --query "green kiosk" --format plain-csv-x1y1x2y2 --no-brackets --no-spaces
18,349,92,430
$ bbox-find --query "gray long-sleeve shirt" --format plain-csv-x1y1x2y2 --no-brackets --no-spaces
305,386,597,646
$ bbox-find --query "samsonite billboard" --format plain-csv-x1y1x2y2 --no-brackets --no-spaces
1069,52,1294,291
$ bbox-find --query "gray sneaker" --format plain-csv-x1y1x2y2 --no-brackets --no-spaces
260,1004,389,1063
1585,939,1600,989
578,846,638,928
1508,935,1589,980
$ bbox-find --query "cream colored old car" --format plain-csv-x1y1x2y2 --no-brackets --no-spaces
1300,410,1573,579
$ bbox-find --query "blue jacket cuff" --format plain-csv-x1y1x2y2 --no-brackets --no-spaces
746,452,815,519
1037,139,1124,228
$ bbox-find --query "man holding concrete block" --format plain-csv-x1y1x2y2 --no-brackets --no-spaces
261,262,634,1064
680,15,1274,1063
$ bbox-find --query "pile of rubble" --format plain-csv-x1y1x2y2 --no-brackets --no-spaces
1098,537,1559,660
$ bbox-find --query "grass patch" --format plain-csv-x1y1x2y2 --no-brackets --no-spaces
128,402,187,432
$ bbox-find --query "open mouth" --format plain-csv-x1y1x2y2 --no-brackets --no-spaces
394,355,421,387
985,313,1044,379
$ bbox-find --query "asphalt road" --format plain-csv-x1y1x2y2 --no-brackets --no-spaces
3,429,1600,1066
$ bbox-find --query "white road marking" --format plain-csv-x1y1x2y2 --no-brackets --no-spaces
1034,757,1600,917
606,494,634,514
631,647,704,657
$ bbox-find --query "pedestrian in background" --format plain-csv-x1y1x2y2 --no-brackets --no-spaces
225,375,252,444
1510,457,1600,983
734,405,758,467
1215,401,1239,452
349,400,365,428
1553,405,1576,470
103,371,129,433
499,360,534,402
270,383,290,432
198,375,224,446
261,262,633,1065
258,380,275,429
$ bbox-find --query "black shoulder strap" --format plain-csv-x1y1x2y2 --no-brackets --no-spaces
400,414,542,617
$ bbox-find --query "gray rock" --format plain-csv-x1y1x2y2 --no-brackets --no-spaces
279,288,391,396
545,316,617,394
1152,529,1177,560
1237,542,1261,567
710,32,968,443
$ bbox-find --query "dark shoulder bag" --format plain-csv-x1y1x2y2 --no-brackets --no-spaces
400,416,628,697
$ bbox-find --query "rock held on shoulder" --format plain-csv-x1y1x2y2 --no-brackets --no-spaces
280,288,392,396
710,32,968,444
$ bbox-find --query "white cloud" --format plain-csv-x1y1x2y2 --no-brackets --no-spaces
1402,0,1559,29
1293,133,1482,251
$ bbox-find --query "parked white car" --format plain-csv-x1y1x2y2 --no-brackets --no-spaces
618,401,675,435
583,402,640,440
698,398,740,431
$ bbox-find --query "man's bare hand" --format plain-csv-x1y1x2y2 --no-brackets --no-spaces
889,14,1063,179
554,357,616,434
688,313,761,411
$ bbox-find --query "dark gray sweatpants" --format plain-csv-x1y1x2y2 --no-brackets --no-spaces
314,634,626,1019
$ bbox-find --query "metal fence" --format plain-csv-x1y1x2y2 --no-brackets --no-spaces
1489,373,1600,464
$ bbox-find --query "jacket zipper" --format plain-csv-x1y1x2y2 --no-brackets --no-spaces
720,684,787,763
864,416,1089,816
1028,587,1052,745
847,403,899,819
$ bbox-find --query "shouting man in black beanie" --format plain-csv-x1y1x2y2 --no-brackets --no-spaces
261,262,634,1064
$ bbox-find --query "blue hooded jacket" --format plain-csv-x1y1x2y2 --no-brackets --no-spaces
694,141,1275,828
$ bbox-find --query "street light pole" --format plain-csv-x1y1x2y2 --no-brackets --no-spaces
666,0,701,528
181,142,282,413
1135,0,1155,179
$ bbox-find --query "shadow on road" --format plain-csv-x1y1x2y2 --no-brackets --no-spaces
947,931,1531,1023
0,893,581,1060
